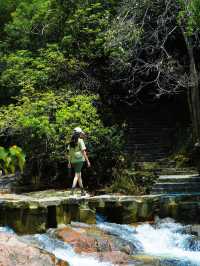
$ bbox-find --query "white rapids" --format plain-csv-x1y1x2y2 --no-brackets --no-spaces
1,217,200,266
98,218,200,265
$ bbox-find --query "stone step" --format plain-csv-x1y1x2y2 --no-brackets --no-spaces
126,150,169,156
158,169,198,175
128,128,172,131
128,126,167,128
152,182,200,192
126,142,169,147
125,147,168,153
151,186,200,194
127,137,169,141
126,145,168,150
129,158,168,162
125,150,169,156
128,132,172,136
129,125,173,128
158,175,200,183
133,157,168,162
131,154,169,159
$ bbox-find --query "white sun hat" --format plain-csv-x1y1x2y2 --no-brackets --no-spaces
73,127,85,135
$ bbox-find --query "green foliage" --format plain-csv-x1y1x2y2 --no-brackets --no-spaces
173,154,190,168
2,0,117,58
106,174,143,195
107,160,158,195
0,0,19,39
0,44,81,99
0,92,123,183
61,1,114,58
178,0,200,35
4,0,50,50
0,145,25,174
2,0,199,191
104,12,141,63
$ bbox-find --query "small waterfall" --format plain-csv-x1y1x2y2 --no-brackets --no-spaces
1,218,200,266
98,218,200,265
21,233,112,266
97,222,143,251
134,219,200,265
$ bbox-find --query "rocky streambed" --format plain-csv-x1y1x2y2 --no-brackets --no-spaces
1,218,200,266
0,189,200,265
0,227,68,266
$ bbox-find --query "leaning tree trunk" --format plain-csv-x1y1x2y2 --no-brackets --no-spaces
183,33,200,144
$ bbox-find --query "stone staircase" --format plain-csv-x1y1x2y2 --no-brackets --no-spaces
0,174,18,193
125,113,200,195
125,115,174,162
151,174,200,194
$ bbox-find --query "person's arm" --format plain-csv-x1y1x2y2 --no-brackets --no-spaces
66,145,71,168
79,139,91,167
82,150,91,167
67,155,71,168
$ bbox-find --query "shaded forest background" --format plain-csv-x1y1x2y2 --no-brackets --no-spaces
0,0,200,193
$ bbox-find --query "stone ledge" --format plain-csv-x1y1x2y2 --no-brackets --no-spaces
0,190,200,234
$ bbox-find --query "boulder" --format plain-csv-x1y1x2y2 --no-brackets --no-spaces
56,226,113,253
56,224,139,265
0,232,68,266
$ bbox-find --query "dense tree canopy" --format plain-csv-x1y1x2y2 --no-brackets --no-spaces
1,0,200,188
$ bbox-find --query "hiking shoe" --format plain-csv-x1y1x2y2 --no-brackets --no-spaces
71,188,75,195
81,189,86,196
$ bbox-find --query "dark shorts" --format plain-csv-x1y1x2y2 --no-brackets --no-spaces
72,162,84,173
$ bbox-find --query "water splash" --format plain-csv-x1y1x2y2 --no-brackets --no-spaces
22,233,112,266
0,226,15,234
98,218,200,266
1,218,200,266
97,222,143,251
134,220,200,265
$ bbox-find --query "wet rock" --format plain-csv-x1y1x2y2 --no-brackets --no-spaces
79,203,96,224
56,224,141,265
93,251,130,265
130,255,161,265
0,232,68,266
56,226,113,253
190,224,200,237
0,205,47,234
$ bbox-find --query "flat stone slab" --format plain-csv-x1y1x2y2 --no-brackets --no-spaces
0,189,160,207
159,174,200,178
0,189,200,206
0,190,200,233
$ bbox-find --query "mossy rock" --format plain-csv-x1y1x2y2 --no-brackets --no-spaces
0,206,47,234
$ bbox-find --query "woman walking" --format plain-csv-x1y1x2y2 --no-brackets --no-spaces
67,127,91,195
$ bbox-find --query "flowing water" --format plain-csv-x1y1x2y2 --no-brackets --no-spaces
21,233,112,266
1,218,200,266
97,218,200,265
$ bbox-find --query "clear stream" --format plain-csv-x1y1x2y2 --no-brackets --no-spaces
1,218,200,266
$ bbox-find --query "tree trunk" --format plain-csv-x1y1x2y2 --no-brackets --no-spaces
183,33,200,143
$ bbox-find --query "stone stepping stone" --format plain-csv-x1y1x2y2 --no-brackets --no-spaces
151,174,200,194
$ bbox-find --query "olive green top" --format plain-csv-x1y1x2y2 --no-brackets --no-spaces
68,138,86,163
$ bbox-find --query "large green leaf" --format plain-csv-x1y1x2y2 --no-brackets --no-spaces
0,146,8,162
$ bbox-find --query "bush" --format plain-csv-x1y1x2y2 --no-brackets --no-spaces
0,145,25,175
107,160,159,195
0,91,123,187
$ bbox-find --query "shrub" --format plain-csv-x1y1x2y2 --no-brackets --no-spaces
107,160,159,195
0,91,123,187
0,145,25,175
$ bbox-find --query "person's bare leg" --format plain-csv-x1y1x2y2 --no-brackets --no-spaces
72,173,79,188
77,172,83,188
78,172,86,195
